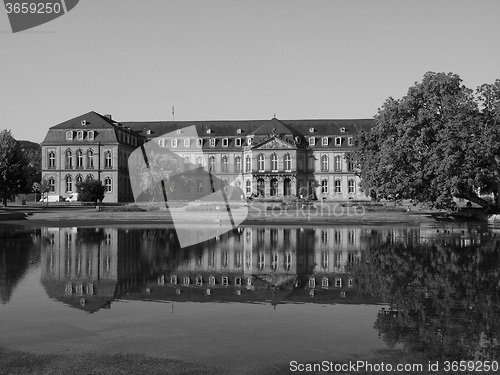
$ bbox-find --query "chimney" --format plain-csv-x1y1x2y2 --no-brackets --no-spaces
104,114,112,120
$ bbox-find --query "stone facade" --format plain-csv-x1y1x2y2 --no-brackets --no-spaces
41,111,374,202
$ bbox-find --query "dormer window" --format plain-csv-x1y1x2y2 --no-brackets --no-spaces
81,120,87,126
177,129,182,134
171,139,178,147
294,136,301,144
335,137,342,146
309,137,316,146
210,138,216,147
309,127,315,133
184,138,190,147
247,138,252,145
206,129,212,134
159,139,165,147
147,130,152,135
322,137,328,146
340,127,346,133
348,137,353,146
66,131,73,140
237,129,242,134
222,138,228,147
235,138,242,147
88,131,94,140
197,139,203,147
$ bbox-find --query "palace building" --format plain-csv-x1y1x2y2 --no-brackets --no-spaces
41,111,374,203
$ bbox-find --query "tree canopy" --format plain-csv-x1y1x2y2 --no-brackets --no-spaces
351,72,500,211
0,130,28,206
76,179,105,204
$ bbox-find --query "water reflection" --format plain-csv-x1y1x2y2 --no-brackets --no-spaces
1,224,499,361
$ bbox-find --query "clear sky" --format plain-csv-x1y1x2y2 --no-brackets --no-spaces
1,0,500,143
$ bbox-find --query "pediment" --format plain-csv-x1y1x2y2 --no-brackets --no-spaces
253,136,296,150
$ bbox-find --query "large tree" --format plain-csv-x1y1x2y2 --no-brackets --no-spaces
351,72,500,211
19,140,41,194
0,130,27,206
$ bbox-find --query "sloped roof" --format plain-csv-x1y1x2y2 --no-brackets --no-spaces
248,117,302,136
49,111,118,130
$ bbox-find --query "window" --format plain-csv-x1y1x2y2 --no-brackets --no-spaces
65,175,72,192
347,160,354,171
335,155,342,171
196,156,204,167
48,150,56,169
335,137,342,146
104,177,112,192
197,180,203,194
159,139,165,147
247,137,252,145
105,151,112,169
348,179,355,193
322,137,328,146
76,174,83,184
270,178,278,196
271,153,278,171
309,137,316,146
309,127,315,133
222,138,228,147
340,127,346,133
235,138,242,147
307,156,315,171
66,131,73,140
177,129,182,134
88,131,94,140
65,150,73,169
210,138,216,147
295,136,302,144
348,137,353,146
298,155,304,171
197,139,203,147
171,139,178,148
321,155,329,171
87,150,94,169
321,179,328,193
184,138,190,147
77,131,84,140
235,156,241,173
221,155,228,172
86,174,94,180
237,128,242,134
48,177,55,192
209,156,216,172
246,155,251,172
258,154,265,172
184,156,190,170
335,179,341,193
246,180,251,194
284,154,292,171
335,278,343,287
76,149,84,168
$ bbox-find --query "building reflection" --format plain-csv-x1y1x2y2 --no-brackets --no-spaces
39,224,498,313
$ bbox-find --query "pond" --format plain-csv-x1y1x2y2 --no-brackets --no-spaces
0,223,499,373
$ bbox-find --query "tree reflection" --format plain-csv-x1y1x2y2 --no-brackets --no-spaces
352,233,500,360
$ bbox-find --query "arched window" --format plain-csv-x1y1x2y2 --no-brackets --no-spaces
87,150,94,169
209,156,216,172
298,155,304,171
348,179,355,193
86,174,94,180
65,175,72,192
77,131,84,140
48,150,56,169
271,153,278,172
245,155,251,172
105,151,112,168
335,155,342,171
246,179,251,194
258,154,265,172
221,155,228,172
104,177,112,192
321,155,329,171
270,178,278,196
65,149,73,169
284,154,292,171
196,156,204,167
235,156,241,173
321,179,328,193
76,149,84,168
335,179,341,193
66,131,73,140
88,131,94,140
48,177,55,192
76,174,83,184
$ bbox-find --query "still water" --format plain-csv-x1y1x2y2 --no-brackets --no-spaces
0,224,499,372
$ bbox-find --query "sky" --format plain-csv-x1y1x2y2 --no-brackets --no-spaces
1,0,500,143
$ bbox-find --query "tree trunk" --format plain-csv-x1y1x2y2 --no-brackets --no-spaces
457,191,495,212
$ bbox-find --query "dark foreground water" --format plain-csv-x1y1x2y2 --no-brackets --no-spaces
0,224,499,373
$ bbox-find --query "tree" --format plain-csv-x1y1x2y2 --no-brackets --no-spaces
351,72,500,211
19,140,41,194
32,178,51,206
0,130,28,206
76,179,106,204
